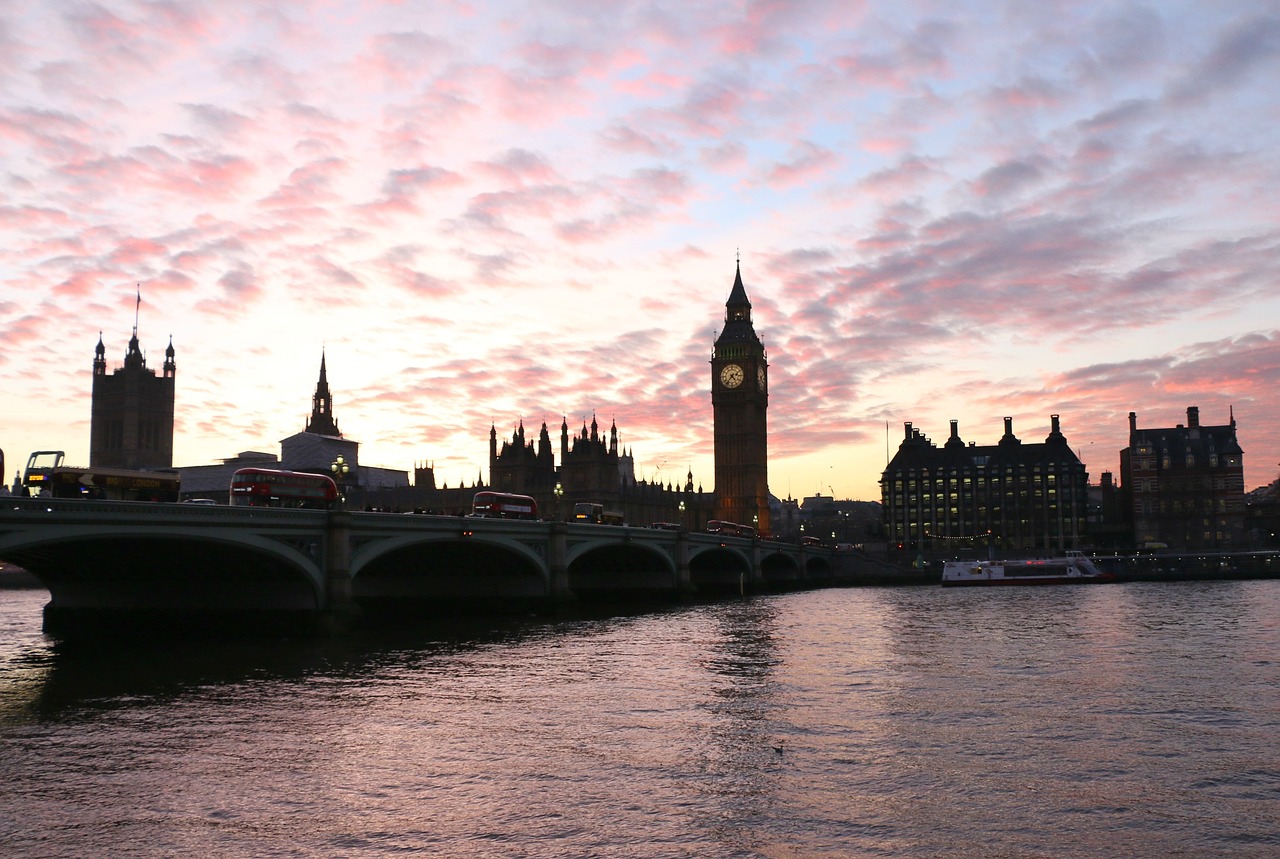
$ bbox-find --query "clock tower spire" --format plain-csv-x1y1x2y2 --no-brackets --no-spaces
711,259,769,535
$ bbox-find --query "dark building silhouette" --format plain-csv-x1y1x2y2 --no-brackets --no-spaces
1245,478,1280,548
280,351,358,485
488,419,558,499
1120,406,1245,550
481,415,709,527
1087,471,1132,551
176,354,407,502
279,352,406,502
557,416,631,511
304,350,341,436
90,316,175,470
711,262,770,534
881,415,1088,555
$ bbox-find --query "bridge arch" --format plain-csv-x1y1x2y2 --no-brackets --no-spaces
803,553,834,581
0,528,324,612
350,531,550,608
761,549,802,587
688,543,753,594
565,538,678,599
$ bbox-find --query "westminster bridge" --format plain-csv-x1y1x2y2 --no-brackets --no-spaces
0,498,836,634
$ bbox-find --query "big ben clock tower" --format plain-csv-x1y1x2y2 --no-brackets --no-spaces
712,260,769,535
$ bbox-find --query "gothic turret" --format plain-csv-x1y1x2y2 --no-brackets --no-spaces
163,336,176,380
94,333,106,376
305,351,341,436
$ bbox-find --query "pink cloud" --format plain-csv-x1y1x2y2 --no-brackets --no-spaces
1167,13,1280,104
51,267,119,300
355,31,453,89
833,51,906,89
970,157,1048,199
598,123,670,157
182,103,254,139
475,149,559,185
469,62,594,127
109,236,168,267
614,69,689,99
699,140,748,171
55,145,258,203
764,141,839,188
670,82,748,137
983,76,1071,113
0,205,73,230
259,157,347,209
1,314,49,348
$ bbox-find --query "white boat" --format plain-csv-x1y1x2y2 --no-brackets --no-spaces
941,550,1116,586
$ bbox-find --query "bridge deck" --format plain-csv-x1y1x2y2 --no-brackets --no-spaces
0,499,835,633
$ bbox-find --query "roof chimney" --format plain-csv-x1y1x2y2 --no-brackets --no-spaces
1187,406,1199,428
1045,413,1066,444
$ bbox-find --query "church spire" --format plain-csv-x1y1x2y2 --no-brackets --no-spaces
305,350,341,436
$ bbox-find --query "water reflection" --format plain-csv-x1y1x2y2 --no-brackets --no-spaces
2,584,1278,858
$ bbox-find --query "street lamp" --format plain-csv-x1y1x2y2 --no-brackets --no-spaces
330,455,350,506
678,499,685,529
554,482,564,521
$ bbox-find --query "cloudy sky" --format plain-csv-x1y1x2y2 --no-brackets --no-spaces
2,0,1278,500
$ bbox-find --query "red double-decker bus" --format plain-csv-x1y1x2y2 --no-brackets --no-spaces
707,520,757,538
229,468,338,510
471,491,539,520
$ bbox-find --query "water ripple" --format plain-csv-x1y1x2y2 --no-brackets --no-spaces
1,582,1278,856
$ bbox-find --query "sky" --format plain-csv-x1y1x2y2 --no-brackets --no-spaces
2,0,1279,501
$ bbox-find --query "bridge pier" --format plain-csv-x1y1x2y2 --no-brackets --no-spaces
674,531,697,595
320,510,361,632
751,542,765,592
547,522,576,606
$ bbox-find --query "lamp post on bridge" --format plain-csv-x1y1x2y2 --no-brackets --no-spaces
553,481,564,522
330,455,350,508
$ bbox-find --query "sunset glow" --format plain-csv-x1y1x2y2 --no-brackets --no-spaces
2,1,1278,499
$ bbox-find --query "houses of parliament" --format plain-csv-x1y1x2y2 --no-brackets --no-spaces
98,264,776,534
80,263,1267,551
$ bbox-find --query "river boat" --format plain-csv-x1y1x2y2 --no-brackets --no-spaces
941,551,1116,586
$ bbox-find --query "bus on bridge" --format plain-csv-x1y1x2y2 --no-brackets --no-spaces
21,451,181,501
471,491,539,520
707,520,757,538
230,468,338,509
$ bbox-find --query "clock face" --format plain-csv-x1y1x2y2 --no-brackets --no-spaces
719,363,744,388
757,366,766,391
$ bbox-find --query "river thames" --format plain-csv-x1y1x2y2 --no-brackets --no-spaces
1,580,1277,857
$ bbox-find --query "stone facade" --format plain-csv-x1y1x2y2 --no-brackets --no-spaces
881,415,1088,554
1120,407,1245,550
90,326,175,470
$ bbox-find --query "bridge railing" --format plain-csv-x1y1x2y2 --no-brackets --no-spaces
2,496,326,523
